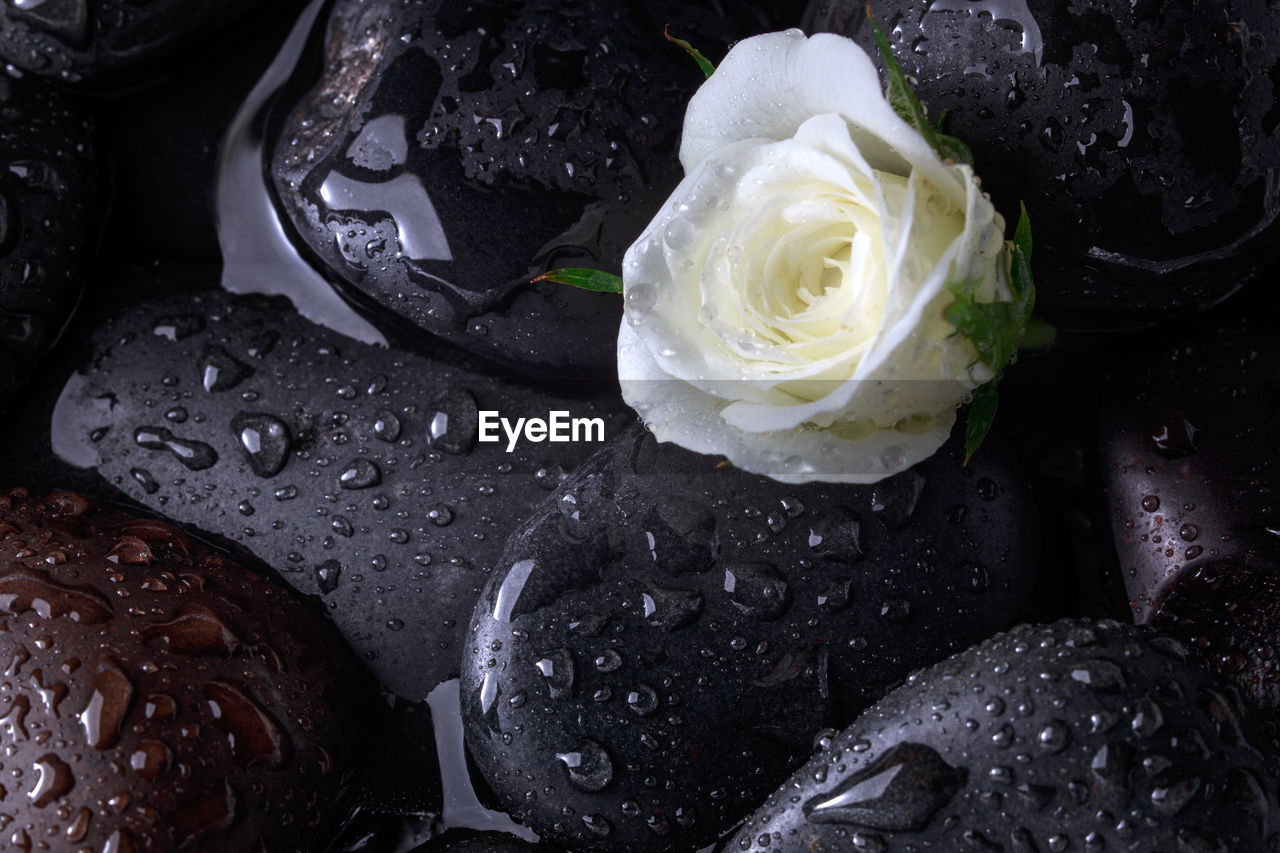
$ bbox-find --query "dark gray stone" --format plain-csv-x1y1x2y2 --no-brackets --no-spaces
730,619,1280,852
0,0,272,84
269,0,768,379
805,0,1280,327
51,289,630,699
0,73,95,407
461,423,1041,851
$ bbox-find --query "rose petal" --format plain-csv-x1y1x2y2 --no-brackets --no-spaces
620,323,956,484
680,30,964,202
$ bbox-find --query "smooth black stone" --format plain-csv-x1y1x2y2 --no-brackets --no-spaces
52,289,630,699
461,424,1041,851
730,619,1280,852
0,72,96,408
1099,307,1280,713
268,0,767,380
0,0,271,85
805,0,1280,328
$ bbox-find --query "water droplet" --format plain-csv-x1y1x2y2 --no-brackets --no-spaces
130,468,159,494
556,739,613,792
130,739,171,780
231,413,291,478
1037,719,1071,753
27,754,73,807
152,314,205,341
808,506,863,565
594,650,622,672
1070,659,1126,692
205,680,292,769
315,559,342,594
641,583,704,631
1132,696,1164,736
78,660,133,750
0,566,112,624
199,345,254,392
880,597,911,624
373,410,401,442
145,605,241,656
133,427,218,471
626,684,659,716
338,459,381,489
722,562,790,620
429,387,479,455
535,648,575,699
1145,408,1198,458
804,743,965,831
870,471,927,530
427,503,454,527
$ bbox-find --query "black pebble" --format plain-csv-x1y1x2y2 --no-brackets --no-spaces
461,423,1041,851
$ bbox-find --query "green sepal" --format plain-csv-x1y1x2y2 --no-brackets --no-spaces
865,7,973,167
946,204,1036,373
664,25,715,79
962,378,1000,465
532,268,624,294
949,204,1037,465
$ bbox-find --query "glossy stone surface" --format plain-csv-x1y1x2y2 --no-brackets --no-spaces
51,288,630,699
0,487,372,851
461,423,1040,851
0,0,274,84
268,0,767,378
0,72,96,408
731,619,1280,852
1100,306,1280,713
805,0,1280,327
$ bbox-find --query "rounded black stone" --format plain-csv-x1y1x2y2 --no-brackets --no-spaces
51,289,630,699
1099,304,1280,714
268,0,769,379
461,423,1041,851
0,0,274,84
730,619,1280,852
0,72,96,408
805,0,1280,328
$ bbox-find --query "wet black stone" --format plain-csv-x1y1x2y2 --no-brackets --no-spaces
52,290,629,699
0,0,272,85
806,0,1280,328
460,423,1040,851
1099,307,1280,714
0,73,96,408
730,619,1280,852
268,0,768,380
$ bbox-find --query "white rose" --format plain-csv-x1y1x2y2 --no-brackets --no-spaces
617,29,1011,484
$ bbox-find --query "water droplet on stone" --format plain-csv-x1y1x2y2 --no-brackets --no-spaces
199,345,254,393
803,742,965,831
315,559,342,594
429,387,479,455
722,562,790,620
556,739,613,792
338,459,381,489
133,426,218,471
231,413,291,478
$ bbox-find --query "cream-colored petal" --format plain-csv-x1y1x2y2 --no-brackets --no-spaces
680,31,964,200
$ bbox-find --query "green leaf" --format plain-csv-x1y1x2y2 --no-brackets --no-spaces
865,7,973,166
945,203,1037,373
962,378,1000,465
664,25,715,79
532,268,624,294
945,289,1029,373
